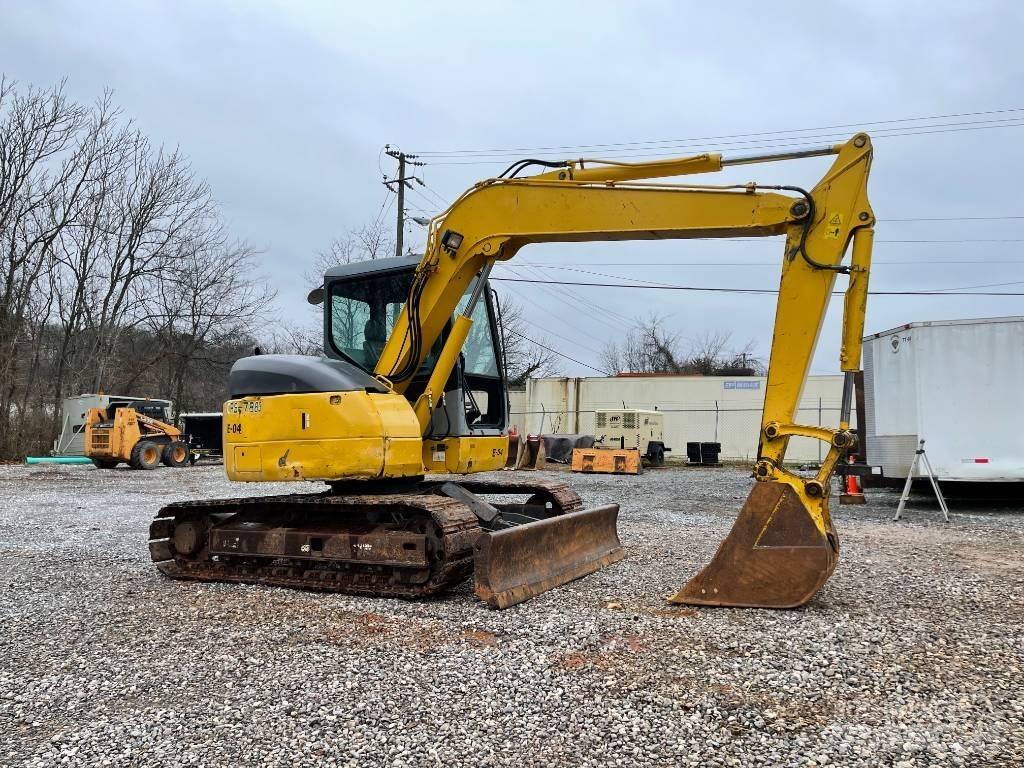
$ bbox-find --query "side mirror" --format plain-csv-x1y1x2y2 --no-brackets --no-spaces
307,286,325,305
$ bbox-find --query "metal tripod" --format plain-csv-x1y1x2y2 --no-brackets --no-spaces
894,439,950,522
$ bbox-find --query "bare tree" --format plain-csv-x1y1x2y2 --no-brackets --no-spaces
145,233,274,412
261,323,322,356
602,315,763,375
0,77,90,453
601,313,684,374
0,76,284,457
306,219,395,287
493,293,557,387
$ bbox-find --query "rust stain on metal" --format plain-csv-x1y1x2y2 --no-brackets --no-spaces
149,478,619,610
670,481,838,609
474,504,623,609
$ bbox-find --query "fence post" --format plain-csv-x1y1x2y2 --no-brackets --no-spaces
715,400,719,442
818,397,823,463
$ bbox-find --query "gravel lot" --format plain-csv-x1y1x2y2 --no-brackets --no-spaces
1,462,1021,767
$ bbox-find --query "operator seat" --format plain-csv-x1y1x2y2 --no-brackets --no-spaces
363,317,387,368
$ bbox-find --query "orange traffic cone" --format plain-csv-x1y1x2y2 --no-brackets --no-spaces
840,456,866,505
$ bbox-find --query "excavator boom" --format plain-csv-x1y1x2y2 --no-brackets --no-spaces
372,134,873,608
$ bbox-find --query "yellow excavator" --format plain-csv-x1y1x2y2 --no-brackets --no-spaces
149,134,874,609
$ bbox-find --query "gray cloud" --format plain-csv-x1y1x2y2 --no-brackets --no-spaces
3,0,1021,374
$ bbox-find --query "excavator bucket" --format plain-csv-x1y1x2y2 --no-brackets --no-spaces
514,434,547,470
670,481,839,609
474,504,623,609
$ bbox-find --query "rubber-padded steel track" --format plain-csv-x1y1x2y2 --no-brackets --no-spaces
148,479,585,600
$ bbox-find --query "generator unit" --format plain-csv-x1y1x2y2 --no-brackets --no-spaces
594,408,668,466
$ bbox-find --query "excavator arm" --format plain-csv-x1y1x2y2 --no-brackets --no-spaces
375,134,874,608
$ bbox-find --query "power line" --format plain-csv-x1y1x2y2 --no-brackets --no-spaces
855,238,1024,244
508,259,1024,267
491,276,1024,297
880,215,1024,222
517,313,607,359
510,265,631,331
522,261,1011,298
405,184,439,215
537,236,1024,244
505,328,609,375
932,279,1024,292
497,284,610,358
519,263,637,324
415,179,450,209
370,188,394,229
419,118,1024,165
372,191,396,230
413,107,1024,156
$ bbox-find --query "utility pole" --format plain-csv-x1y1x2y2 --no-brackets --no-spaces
383,146,424,258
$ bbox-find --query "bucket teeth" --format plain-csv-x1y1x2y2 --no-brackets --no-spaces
671,481,838,609
474,504,623,609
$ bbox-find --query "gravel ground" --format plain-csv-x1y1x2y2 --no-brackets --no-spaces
1,462,1022,767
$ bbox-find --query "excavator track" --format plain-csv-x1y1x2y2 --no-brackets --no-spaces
148,479,590,601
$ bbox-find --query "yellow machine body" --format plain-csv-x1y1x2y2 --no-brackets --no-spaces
223,391,422,482
223,393,509,481
85,406,187,469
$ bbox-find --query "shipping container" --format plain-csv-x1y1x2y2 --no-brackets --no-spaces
863,317,1024,483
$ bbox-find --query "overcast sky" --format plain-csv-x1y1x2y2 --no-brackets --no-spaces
3,1,1022,376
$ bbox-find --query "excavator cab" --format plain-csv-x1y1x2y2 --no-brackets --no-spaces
321,256,510,439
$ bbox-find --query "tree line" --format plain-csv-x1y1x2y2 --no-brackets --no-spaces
0,78,271,459
0,75,756,460
601,314,765,376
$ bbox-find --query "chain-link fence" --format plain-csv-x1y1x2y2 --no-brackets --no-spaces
509,398,851,463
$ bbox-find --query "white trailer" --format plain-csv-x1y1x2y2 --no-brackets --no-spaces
862,317,1024,483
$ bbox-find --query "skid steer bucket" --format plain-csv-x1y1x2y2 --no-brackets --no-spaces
670,480,838,609
474,504,623,609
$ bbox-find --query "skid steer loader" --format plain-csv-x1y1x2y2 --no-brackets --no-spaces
148,134,875,609
85,405,190,470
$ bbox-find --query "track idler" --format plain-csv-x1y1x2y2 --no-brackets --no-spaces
670,478,839,609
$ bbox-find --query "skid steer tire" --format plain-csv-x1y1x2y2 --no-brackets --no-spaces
91,459,119,469
130,440,162,470
161,441,190,468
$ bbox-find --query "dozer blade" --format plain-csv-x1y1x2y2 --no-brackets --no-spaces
670,480,838,609
474,504,623,609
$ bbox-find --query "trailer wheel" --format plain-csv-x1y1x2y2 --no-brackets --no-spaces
91,459,118,469
161,441,190,468
130,440,162,470
648,442,666,467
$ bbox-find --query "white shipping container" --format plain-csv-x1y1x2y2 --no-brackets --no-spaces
863,316,1024,482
